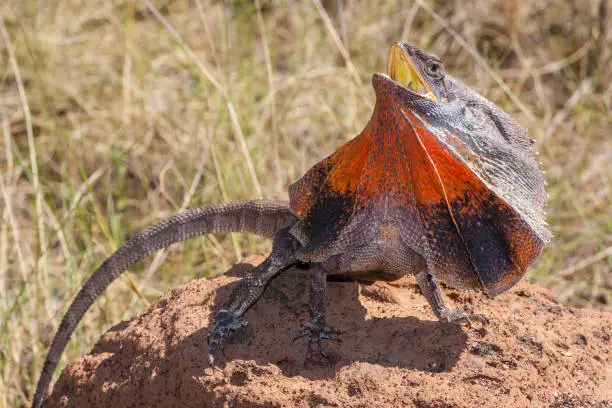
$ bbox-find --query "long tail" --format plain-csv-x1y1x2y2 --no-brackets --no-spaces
32,200,297,408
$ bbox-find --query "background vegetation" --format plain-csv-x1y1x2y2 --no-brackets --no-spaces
0,0,610,406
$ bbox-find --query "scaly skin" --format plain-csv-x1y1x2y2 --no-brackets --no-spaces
208,43,549,360
33,43,549,407
32,200,297,408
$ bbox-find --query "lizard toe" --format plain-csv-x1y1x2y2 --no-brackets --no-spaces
439,307,489,328
207,309,251,363
294,314,341,362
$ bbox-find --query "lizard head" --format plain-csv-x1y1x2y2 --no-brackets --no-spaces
386,42,447,102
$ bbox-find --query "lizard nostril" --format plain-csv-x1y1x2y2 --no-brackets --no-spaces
398,42,413,56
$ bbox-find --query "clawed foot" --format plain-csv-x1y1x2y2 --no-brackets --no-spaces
207,309,251,366
294,314,341,361
439,306,489,328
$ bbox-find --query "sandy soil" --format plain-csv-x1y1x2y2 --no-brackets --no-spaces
46,256,611,407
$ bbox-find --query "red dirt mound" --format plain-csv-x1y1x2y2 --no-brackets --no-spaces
46,256,611,407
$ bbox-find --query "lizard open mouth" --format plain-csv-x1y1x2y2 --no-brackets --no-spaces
387,43,437,102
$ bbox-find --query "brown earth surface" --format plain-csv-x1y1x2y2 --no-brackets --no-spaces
46,256,611,408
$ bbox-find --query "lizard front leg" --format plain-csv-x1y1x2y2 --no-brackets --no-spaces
416,269,488,326
207,227,300,364
294,266,341,361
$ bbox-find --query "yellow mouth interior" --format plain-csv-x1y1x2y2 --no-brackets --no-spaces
387,43,437,101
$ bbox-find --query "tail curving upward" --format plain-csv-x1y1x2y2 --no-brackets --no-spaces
32,200,297,408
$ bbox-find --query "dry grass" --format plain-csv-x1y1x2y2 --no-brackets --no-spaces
0,0,610,406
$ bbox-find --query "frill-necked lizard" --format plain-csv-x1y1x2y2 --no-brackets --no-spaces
33,43,550,407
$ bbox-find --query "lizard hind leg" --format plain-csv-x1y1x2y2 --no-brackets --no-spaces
293,266,341,362
416,269,489,326
207,227,300,364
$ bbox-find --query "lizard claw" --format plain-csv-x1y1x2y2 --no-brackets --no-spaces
294,314,341,361
207,352,215,370
207,309,251,364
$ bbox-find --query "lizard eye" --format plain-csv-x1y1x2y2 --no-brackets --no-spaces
425,60,445,79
